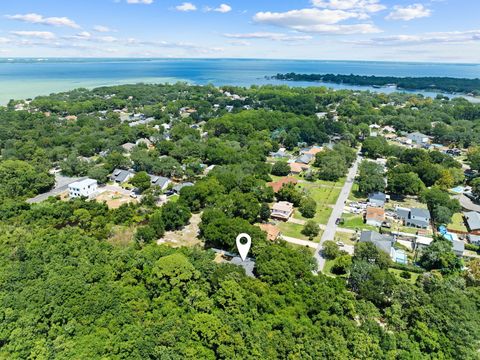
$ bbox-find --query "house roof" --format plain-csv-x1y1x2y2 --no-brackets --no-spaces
452,240,465,254
302,146,323,156
369,192,386,202
69,178,97,188
396,207,411,220
149,175,170,188
464,211,480,231
408,132,428,138
272,201,294,213
289,162,308,173
359,230,393,255
121,142,136,151
296,154,314,164
411,208,430,219
366,206,385,221
258,224,281,241
111,169,134,183
267,177,298,193
173,182,194,193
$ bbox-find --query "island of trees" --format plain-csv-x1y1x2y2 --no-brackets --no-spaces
272,72,480,95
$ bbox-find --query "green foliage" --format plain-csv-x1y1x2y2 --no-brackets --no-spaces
130,171,152,192
322,240,340,259
357,161,385,195
271,161,290,176
299,196,316,218
419,238,463,274
302,220,320,239
161,201,192,231
0,160,54,198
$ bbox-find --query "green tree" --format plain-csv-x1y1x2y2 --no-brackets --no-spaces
161,202,192,231
302,220,320,239
271,161,291,176
299,197,316,218
322,240,340,259
130,171,151,192
419,238,462,274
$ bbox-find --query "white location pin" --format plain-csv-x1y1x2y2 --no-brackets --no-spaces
236,233,251,261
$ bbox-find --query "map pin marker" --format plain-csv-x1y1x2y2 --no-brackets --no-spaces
236,233,251,262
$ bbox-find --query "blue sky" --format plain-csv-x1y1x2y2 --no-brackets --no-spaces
0,0,478,62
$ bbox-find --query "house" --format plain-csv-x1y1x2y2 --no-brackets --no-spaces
438,226,464,256
365,206,385,227
271,201,294,221
173,182,194,194
407,132,430,145
111,169,135,184
269,148,290,159
300,146,323,156
296,154,314,165
289,162,309,175
464,211,480,231
468,234,480,245
258,224,281,241
368,192,387,207
397,207,431,229
121,142,136,153
359,230,407,265
68,178,98,199
382,126,396,133
267,177,298,193
149,175,171,190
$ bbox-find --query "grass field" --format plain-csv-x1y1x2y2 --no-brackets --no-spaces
341,213,378,231
334,231,356,245
348,183,367,202
277,221,322,242
448,213,468,232
388,268,420,284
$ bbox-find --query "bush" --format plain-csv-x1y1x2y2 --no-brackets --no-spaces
302,220,320,239
332,255,352,275
271,161,291,176
322,240,340,259
400,270,412,279
299,197,316,218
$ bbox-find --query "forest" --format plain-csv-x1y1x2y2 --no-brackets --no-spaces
273,73,480,95
1,83,480,358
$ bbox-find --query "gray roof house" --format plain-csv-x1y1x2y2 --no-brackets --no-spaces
173,182,194,194
110,169,135,184
464,211,480,231
149,175,171,190
360,230,408,265
407,132,430,145
397,207,431,229
360,230,394,255
296,154,314,165
121,142,136,153
368,192,387,207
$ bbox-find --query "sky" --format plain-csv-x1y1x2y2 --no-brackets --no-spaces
0,0,479,62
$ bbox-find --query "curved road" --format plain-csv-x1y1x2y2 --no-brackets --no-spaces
314,154,362,272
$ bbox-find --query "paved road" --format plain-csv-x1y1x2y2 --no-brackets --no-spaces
314,154,362,272
456,194,480,212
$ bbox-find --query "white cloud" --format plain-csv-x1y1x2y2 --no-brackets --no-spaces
10,31,56,40
126,0,154,4
93,25,112,32
352,30,480,46
253,8,381,34
311,0,386,13
386,4,431,21
214,4,232,13
5,13,80,28
176,2,197,11
224,32,312,41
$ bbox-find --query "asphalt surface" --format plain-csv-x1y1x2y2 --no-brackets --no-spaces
314,154,362,272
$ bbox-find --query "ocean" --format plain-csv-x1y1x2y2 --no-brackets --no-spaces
1,58,479,104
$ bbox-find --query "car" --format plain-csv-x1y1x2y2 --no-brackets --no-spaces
335,218,341,225
336,241,344,246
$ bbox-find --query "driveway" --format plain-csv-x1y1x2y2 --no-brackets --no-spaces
281,235,318,249
456,194,480,212
314,154,362,272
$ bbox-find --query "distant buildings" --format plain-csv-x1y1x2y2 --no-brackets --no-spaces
149,175,171,190
173,182,194,194
289,162,309,175
271,201,294,221
407,132,430,146
68,178,98,199
121,142,136,153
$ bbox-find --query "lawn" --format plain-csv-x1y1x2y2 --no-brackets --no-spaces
293,181,342,225
448,213,468,232
388,268,420,284
341,213,377,231
334,231,356,245
385,197,428,212
348,183,367,202
323,259,336,275
277,221,322,242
